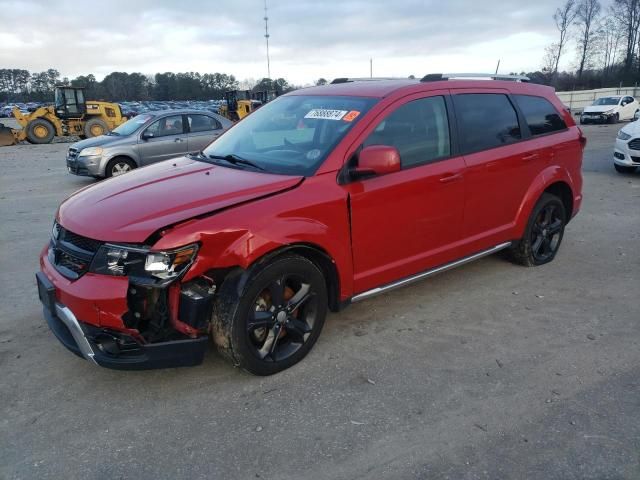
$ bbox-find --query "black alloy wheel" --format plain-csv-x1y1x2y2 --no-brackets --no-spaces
510,193,566,267
213,254,328,375
247,274,318,363
529,203,564,263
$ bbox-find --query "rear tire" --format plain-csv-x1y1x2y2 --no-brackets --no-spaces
614,164,637,174
84,118,109,138
26,118,55,144
105,157,136,177
212,254,328,376
509,193,566,267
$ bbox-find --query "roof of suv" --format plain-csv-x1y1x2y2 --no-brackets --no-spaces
289,79,556,99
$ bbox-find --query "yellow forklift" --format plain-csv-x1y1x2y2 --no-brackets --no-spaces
219,90,253,122
218,89,278,122
0,86,127,146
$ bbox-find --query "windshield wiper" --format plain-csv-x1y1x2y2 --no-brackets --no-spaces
207,154,265,171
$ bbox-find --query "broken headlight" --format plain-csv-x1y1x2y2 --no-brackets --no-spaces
90,243,198,282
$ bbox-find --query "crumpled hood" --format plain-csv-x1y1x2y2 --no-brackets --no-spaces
58,156,303,243
583,105,618,114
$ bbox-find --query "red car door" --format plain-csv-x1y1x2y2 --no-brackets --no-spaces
451,90,542,254
342,92,466,294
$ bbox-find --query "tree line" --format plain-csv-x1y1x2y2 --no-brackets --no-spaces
533,0,640,90
0,69,295,103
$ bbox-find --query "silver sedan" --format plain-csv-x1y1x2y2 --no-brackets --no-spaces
66,109,233,178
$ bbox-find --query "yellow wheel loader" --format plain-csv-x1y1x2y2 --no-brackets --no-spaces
0,86,127,146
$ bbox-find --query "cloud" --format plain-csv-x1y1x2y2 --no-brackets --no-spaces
0,0,584,84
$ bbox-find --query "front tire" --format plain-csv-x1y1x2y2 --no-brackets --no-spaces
105,157,136,177
26,118,55,144
510,193,566,267
614,164,637,174
212,254,328,376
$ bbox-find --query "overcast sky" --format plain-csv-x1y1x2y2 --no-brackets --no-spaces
0,0,605,85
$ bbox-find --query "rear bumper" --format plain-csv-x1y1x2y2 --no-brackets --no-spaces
37,271,208,370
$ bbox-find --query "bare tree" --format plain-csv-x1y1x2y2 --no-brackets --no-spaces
599,13,624,75
550,0,579,83
614,0,640,72
575,0,602,77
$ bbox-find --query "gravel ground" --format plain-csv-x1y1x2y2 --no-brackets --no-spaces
1,123,639,480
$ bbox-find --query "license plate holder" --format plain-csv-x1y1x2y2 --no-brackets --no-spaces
36,272,56,312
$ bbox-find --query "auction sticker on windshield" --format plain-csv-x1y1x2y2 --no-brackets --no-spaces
304,109,348,121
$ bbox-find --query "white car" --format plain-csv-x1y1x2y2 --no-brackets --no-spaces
581,95,639,124
613,121,640,173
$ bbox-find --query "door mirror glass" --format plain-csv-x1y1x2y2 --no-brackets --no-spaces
141,131,155,140
352,145,401,179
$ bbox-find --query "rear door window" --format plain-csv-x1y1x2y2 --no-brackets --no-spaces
453,94,521,153
514,95,567,136
363,96,450,168
188,114,221,133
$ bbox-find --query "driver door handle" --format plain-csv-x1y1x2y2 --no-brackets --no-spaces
439,172,463,184
522,153,540,162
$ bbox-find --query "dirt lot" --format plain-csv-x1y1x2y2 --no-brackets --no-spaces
1,123,639,480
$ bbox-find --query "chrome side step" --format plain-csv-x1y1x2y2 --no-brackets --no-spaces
351,242,512,303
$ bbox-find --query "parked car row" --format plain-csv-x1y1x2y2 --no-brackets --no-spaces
0,102,43,117
119,100,226,118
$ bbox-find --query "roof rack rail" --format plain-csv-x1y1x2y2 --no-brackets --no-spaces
420,73,530,83
330,77,411,84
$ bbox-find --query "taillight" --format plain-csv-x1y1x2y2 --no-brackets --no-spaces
577,127,587,149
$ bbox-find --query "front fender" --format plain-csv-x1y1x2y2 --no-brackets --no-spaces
152,176,354,300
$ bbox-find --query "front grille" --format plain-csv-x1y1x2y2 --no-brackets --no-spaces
631,156,640,163
56,249,90,275
61,229,101,253
50,222,102,279
628,138,640,151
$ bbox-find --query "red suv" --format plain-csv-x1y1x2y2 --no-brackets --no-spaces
37,75,584,375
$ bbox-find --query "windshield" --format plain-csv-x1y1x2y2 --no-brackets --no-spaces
111,114,154,136
593,97,620,106
203,95,378,176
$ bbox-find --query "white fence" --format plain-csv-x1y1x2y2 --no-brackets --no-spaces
556,86,640,112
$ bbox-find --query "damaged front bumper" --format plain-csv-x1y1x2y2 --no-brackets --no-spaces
37,271,208,370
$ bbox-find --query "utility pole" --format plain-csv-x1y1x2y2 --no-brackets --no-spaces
264,0,271,79
370,58,372,78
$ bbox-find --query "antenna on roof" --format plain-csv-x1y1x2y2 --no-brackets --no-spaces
495,59,500,75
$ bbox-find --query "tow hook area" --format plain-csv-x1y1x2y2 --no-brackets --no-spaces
124,276,217,341
179,278,217,330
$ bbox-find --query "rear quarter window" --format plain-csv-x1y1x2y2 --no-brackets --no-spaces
514,95,567,136
453,93,522,154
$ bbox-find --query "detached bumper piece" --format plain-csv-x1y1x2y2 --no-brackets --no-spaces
37,272,208,370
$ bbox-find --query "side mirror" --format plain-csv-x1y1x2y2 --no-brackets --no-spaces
351,145,401,179
141,131,154,140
